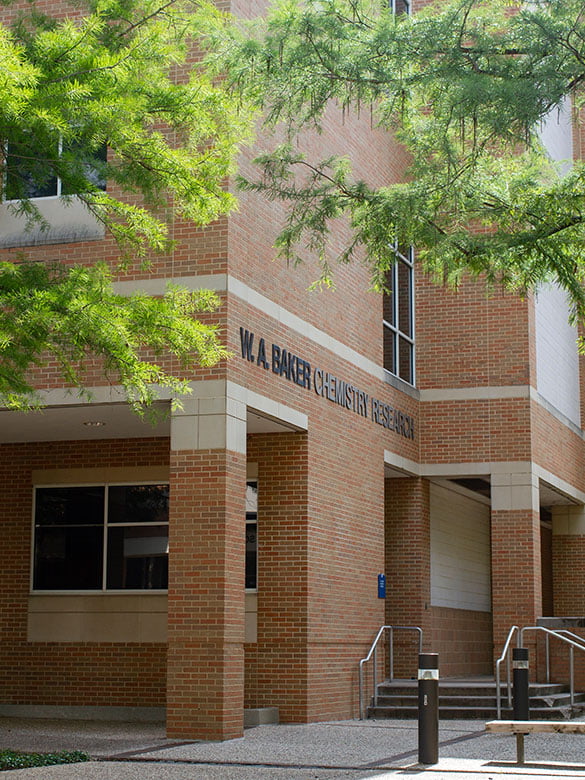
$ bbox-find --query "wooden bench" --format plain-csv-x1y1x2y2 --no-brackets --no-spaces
486,720,585,764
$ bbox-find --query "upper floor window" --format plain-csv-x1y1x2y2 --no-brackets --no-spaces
4,136,107,201
33,483,169,591
383,245,415,385
390,0,411,14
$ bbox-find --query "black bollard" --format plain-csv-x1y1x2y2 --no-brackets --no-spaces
513,647,529,720
418,652,439,765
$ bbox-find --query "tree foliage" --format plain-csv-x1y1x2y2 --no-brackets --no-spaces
0,0,250,412
206,0,585,317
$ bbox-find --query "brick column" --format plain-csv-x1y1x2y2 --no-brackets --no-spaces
385,477,432,677
166,381,247,739
491,469,542,664
247,432,309,722
551,505,585,688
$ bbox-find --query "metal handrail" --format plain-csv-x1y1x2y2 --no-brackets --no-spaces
544,629,585,689
520,626,585,710
358,625,423,720
495,625,519,718
496,624,585,718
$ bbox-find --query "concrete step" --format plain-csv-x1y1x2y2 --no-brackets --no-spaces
367,679,585,720
375,682,569,698
367,705,584,720
374,693,585,708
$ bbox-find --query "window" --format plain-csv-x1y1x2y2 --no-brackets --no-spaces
383,245,415,385
33,484,169,591
245,481,258,590
4,136,107,201
389,0,411,14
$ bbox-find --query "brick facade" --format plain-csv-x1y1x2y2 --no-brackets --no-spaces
1,0,585,741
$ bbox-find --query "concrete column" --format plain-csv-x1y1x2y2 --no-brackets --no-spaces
385,477,432,677
491,468,542,661
166,381,247,740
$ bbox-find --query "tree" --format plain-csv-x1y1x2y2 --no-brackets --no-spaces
205,0,585,318
0,0,253,413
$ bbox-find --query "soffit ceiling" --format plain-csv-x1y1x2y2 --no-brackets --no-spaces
0,402,298,444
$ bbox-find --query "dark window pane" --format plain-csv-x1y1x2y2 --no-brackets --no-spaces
35,486,104,526
398,336,413,383
61,142,107,195
383,324,395,374
246,482,258,513
245,521,257,589
5,139,59,199
34,525,103,589
108,484,169,524
383,270,395,325
397,261,412,337
106,525,168,589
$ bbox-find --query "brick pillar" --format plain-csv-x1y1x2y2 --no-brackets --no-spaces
385,477,432,677
247,432,309,722
491,469,542,666
551,505,585,688
166,382,247,740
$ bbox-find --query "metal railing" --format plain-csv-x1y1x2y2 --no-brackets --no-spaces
495,625,519,718
496,624,585,718
358,625,423,720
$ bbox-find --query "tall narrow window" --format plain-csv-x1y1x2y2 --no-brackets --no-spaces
383,245,415,385
245,481,258,591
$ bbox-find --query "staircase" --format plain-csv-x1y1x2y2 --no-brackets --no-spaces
367,678,585,720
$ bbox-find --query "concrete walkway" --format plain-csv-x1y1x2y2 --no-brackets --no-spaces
2,716,585,778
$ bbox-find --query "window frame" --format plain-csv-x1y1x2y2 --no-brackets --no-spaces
31,481,169,595
383,244,416,386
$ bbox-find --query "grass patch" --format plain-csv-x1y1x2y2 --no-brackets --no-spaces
0,749,90,770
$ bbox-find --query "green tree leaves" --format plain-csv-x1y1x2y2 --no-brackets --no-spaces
0,0,251,412
209,0,585,316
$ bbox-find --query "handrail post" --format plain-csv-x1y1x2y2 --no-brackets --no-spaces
359,661,364,720
389,626,394,682
570,646,575,707
373,645,378,707
496,660,502,719
546,633,550,684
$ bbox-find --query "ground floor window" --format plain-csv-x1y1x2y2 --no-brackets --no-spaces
33,484,169,591
246,481,258,590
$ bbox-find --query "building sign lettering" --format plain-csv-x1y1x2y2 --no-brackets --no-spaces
240,328,415,440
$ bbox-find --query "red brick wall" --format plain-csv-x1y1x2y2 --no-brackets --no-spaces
491,508,542,665
429,607,493,677
246,433,310,722
385,478,432,678
247,423,386,723
0,438,169,707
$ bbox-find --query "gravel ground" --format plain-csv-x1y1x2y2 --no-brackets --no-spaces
2,716,585,779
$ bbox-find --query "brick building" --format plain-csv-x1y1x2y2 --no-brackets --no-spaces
1,0,585,741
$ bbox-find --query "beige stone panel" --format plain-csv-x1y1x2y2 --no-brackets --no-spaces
85,612,141,642
28,612,84,642
28,594,168,642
